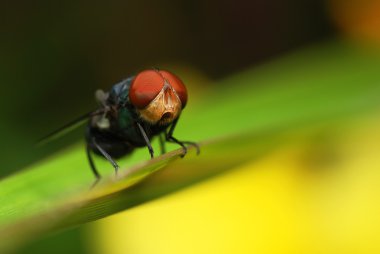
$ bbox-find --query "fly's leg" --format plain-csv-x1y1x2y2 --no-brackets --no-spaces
181,141,200,154
159,133,166,155
92,137,119,175
86,144,100,179
166,135,187,157
166,118,200,157
86,143,101,188
137,122,154,158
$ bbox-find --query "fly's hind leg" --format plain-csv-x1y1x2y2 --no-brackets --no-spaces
91,137,119,175
86,143,100,179
166,118,200,157
86,143,101,188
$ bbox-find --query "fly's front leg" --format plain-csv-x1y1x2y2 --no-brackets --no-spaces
159,133,166,155
137,122,154,158
166,118,200,157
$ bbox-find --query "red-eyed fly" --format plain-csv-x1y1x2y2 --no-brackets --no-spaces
41,69,199,179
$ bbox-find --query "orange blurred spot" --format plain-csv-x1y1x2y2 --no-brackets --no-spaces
329,0,380,45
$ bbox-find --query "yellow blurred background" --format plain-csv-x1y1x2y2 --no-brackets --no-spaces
90,115,380,254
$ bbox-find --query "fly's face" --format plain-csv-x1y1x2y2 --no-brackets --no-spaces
138,81,182,125
129,69,188,125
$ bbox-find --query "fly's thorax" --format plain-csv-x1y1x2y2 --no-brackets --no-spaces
138,82,182,125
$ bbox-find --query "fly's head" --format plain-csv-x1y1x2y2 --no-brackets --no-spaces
129,69,188,125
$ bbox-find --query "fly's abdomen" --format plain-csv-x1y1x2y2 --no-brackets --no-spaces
86,126,134,159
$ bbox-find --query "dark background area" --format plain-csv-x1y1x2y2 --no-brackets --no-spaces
0,0,333,177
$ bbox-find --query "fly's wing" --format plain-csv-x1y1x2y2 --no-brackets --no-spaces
36,109,104,146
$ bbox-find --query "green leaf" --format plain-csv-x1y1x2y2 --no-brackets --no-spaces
0,40,380,252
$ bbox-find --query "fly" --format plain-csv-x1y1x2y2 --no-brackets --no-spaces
41,69,200,180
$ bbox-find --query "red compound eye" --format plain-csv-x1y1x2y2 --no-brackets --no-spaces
129,70,165,108
159,70,188,108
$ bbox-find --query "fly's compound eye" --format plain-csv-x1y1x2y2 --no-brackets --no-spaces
129,70,165,108
159,70,188,108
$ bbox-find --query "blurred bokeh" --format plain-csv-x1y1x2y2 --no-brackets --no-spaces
1,0,380,253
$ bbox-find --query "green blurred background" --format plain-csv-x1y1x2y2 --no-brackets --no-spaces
1,0,380,253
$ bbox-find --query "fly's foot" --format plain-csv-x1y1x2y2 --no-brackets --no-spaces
148,148,154,159
114,165,119,177
179,145,188,158
167,137,187,157
182,141,200,155
90,177,101,189
167,137,200,157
